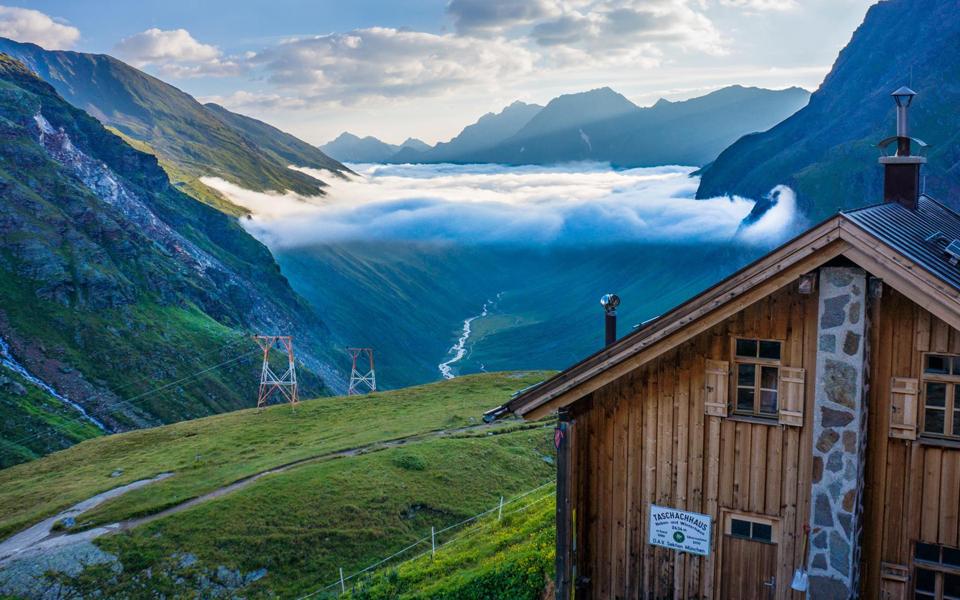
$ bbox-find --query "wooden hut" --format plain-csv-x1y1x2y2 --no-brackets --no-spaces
487,90,960,598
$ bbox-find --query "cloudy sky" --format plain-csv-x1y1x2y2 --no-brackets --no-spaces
7,1,873,145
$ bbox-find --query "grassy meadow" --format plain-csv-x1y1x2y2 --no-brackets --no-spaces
0,371,552,541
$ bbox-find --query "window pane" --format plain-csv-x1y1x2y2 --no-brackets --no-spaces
916,542,941,563
954,410,960,438
752,522,773,542
737,388,755,412
944,546,960,567
925,408,946,435
738,364,756,387
927,354,950,374
730,519,751,538
945,573,960,599
759,340,781,360
736,339,758,358
928,382,948,407
760,391,778,415
953,356,960,375
761,366,778,390
915,568,937,592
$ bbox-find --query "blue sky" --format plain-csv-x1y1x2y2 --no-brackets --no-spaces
7,1,875,144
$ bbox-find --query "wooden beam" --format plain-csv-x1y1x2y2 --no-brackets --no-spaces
555,410,573,599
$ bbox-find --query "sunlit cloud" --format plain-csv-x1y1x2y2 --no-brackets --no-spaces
248,27,536,104
113,28,246,78
200,163,796,249
0,5,79,49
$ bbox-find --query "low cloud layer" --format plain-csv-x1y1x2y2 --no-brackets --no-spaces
0,5,79,49
201,163,795,250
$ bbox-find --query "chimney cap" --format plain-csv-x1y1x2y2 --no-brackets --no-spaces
891,86,917,107
600,293,620,313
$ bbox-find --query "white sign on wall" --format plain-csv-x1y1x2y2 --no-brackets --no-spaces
648,504,712,556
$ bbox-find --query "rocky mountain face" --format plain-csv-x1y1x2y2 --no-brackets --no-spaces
696,0,960,219
0,38,348,214
0,54,340,465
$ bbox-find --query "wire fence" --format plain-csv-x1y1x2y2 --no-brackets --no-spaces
298,480,557,599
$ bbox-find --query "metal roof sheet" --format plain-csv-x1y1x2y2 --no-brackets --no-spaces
843,196,960,292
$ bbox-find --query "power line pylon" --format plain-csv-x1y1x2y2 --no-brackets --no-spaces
254,335,298,409
347,347,376,395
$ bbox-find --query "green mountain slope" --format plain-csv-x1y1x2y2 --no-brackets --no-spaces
204,102,349,175
0,54,340,466
0,373,555,598
0,38,348,214
696,0,960,219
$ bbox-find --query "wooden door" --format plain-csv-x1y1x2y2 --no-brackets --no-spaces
720,517,778,599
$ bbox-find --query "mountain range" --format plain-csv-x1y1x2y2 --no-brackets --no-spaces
0,37,348,214
696,0,960,220
322,85,810,168
320,132,431,163
0,52,343,466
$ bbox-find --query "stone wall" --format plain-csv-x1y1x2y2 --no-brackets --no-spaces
806,267,868,598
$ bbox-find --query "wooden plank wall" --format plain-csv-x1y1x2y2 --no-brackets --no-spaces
862,288,960,598
569,284,817,599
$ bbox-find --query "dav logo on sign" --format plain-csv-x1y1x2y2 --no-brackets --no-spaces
648,505,712,556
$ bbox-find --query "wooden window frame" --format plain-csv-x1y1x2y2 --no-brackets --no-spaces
920,353,960,442
912,541,960,600
731,337,783,421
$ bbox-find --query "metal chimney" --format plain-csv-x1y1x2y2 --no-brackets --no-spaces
878,87,926,210
600,294,620,347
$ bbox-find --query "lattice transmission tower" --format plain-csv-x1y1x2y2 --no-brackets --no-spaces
254,335,299,409
347,347,377,395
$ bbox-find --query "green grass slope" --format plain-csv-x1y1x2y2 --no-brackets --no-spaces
342,486,555,600
0,372,555,598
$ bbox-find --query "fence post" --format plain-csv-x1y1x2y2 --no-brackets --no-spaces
340,567,346,593
498,496,504,521
431,526,436,558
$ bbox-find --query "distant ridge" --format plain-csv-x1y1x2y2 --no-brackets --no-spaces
334,86,809,168
0,37,348,214
320,132,429,163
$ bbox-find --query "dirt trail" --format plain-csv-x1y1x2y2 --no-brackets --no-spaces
0,421,515,564
0,473,173,565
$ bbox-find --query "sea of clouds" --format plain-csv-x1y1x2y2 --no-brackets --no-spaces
201,163,797,250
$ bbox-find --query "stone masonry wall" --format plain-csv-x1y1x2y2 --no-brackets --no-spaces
807,267,868,598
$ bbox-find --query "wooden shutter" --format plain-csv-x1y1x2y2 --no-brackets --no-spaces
879,562,909,600
890,377,919,440
779,367,805,426
704,359,729,417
